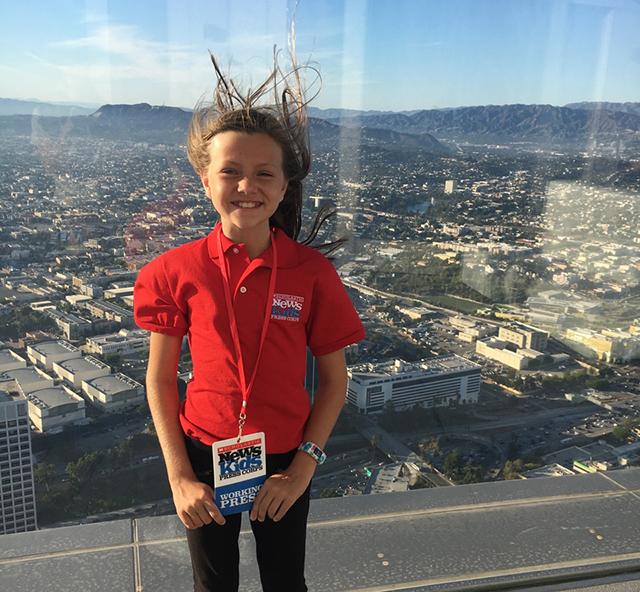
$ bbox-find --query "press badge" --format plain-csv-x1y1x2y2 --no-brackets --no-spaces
212,432,266,516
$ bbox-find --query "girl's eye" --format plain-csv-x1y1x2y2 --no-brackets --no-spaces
221,169,238,175
258,172,273,177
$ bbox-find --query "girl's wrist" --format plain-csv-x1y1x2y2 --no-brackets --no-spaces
285,450,319,479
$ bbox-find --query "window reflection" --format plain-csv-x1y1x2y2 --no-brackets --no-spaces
0,0,639,575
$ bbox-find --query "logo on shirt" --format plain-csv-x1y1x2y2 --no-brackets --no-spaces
271,293,304,322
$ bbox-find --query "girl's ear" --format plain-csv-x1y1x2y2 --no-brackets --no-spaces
201,172,210,195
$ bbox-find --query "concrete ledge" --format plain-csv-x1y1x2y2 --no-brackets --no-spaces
2,469,640,592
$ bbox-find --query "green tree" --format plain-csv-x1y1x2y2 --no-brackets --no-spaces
34,462,56,493
507,432,520,461
503,459,524,480
443,448,463,478
460,463,483,484
370,435,379,461
66,451,105,492
612,417,639,442
104,352,123,371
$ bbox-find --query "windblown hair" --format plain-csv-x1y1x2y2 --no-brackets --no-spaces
187,51,344,253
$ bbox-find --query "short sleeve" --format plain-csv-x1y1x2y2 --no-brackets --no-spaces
306,259,365,357
134,257,189,337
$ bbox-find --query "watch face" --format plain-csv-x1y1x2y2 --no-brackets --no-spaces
300,442,324,463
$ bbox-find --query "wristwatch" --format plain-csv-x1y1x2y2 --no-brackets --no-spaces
298,441,326,464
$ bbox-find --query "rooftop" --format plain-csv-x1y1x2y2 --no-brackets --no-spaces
25,387,81,409
0,349,26,370
84,373,142,394
3,469,640,591
0,367,53,391
349,355,480,380
54,356,110,373
28,340,81,357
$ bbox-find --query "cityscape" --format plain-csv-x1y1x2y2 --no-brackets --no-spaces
3,1,640,588
1,96,639,538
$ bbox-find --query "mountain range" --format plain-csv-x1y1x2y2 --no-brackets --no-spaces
0,101,448,153
2,98,639,148
317,103,640,143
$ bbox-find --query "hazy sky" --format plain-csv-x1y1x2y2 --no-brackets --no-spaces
1,0,639,111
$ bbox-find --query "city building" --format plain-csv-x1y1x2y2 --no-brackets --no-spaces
82,373,145,412
0,367,55,395
444,179,457,194
43,308,93,340
565,327,640,362
26,340,81,371
498,322,548,351
103,286,134,300
0,394,36,535
0,349,27,373
25,386,86,433
347,355,481,414
84,300,135,327
395,305,432,320
85,328,150,356
450,316,497,340
52,356,111,390
476,337,529,370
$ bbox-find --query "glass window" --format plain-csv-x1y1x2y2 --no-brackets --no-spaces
2,0,640,588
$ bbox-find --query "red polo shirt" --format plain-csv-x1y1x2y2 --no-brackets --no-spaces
134,224,365,453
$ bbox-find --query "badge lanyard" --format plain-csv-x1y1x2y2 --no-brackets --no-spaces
216,230,277,441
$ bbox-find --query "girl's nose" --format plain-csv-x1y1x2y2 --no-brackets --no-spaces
238,177,256,193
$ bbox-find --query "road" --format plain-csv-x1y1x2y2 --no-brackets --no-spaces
352,413,452,487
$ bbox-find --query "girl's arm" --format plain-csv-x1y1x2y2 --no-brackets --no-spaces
250,347,348,522
146,332,225,528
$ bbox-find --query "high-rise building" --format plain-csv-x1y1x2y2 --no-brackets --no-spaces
347,355,481,414
0,394,37,535
444,180,457,194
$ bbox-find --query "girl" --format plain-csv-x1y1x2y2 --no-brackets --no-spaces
134,54,365,592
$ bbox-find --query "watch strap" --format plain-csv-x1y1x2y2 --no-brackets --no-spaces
298,441,326,464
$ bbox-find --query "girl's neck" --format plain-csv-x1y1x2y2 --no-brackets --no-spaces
221,223,272,260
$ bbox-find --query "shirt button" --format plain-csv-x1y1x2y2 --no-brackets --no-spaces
239,286,247,293
232,247,239,254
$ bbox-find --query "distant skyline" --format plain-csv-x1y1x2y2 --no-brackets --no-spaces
1,0,639,112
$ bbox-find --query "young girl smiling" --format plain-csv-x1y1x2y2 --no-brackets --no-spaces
134,54,365,592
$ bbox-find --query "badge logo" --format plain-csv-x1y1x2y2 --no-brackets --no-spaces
213,433,267,516
271,293,304,322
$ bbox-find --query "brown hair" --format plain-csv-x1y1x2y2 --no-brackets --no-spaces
187,52,344,252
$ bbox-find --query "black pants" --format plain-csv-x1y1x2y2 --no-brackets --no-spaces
184,435,310,592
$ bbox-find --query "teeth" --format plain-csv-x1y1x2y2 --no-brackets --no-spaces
235,202,261,209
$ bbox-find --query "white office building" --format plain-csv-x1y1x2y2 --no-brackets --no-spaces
52,356,111,390
26,340,81,372
25,387,86,433
347,355,482,414
85,329,150,356
0,367,55,396
0,394,37,534
82,373,145,412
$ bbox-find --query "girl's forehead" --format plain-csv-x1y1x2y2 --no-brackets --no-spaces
208,131,283,161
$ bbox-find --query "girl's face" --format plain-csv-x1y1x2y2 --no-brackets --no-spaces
200,131,288,242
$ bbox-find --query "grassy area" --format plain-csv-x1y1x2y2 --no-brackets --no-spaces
422,294,483,314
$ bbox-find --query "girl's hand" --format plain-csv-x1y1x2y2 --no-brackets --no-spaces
250,467,312,523
172,476,226,529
